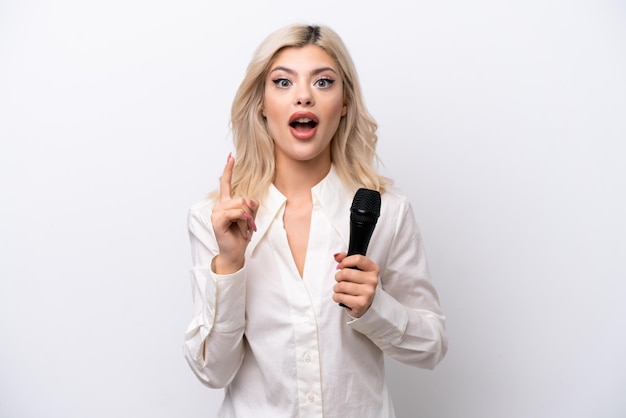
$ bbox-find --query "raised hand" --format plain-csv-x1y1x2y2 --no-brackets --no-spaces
332,252,380,318
210,153,258,274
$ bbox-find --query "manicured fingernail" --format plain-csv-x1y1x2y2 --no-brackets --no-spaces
336,263,342,270
243,213,257,232
333,253,341,258
227,152,232,162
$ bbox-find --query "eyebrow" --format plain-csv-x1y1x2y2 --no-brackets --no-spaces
269,66,339,76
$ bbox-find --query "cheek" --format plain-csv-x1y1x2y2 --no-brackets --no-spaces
262,103,283,139
328,94,346,116
262,95,283,121
327,101,346,125
264,116,280,139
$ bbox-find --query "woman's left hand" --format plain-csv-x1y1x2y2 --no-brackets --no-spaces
332,252,379,318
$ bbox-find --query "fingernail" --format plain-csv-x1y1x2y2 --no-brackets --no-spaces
333,253,341,258
336,263,342,270
243,213,257,232
227,152,232,162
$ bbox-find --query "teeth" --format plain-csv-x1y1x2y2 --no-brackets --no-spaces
294,118,312,123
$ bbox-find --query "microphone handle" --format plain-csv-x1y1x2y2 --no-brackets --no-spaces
340,221,376,310
347,222,376,257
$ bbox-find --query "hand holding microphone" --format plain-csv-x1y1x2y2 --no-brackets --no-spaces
333,188,381,318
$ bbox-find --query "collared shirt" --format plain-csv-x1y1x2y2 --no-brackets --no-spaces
184,167,447,418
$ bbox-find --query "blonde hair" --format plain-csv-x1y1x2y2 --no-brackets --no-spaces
223,24,391,201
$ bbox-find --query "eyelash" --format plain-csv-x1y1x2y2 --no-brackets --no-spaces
272,78,291,88
271,77,336,89
315,77,335,88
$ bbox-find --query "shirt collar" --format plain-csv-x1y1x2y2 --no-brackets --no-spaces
247,165,354,256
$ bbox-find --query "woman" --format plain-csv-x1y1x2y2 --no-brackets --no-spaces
184,24,447,417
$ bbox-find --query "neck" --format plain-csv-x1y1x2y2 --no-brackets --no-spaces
274,157,331,200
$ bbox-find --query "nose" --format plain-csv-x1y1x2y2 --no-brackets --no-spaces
297,97,313,106
295,86,315,107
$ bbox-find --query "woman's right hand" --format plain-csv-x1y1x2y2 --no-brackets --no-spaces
210,153,258,274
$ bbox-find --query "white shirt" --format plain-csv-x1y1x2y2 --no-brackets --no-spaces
184,167,447,418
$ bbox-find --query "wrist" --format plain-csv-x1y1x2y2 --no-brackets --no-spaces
212,255,244,275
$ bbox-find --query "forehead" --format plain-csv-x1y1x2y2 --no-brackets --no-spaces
270,45,339,72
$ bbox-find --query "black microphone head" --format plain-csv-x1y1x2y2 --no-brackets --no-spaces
350,188,381,225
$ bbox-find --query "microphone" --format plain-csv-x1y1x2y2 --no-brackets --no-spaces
339,188,381,310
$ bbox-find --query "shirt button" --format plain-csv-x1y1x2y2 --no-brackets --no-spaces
307,393,315,403
302,314,310,323
304,353,312,363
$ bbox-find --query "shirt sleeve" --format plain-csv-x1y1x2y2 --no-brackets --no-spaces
183,203,247,388
347,197,448,370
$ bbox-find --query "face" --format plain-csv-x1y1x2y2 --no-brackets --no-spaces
262,45,347,168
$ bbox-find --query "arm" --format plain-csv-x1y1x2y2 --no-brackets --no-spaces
183,206,247,388
346,198,448,369
183,154,258,387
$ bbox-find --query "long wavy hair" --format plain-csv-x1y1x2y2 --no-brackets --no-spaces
222,24,391,201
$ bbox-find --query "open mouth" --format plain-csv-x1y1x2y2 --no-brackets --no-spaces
289,117,318,131
288,112,319,139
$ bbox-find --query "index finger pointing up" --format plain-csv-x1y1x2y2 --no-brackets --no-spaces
220,153,234,201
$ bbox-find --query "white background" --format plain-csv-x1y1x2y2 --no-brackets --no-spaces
1,0,625,417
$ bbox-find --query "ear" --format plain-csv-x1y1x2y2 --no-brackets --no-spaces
341,104,347,117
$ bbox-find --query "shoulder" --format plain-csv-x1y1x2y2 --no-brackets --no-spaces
190,197,214,214
380,188,411,215
188,197,215,230
381,187,409,206
378,187,419,232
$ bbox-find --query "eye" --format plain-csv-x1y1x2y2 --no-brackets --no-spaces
272,78,292,88
315,77,335,88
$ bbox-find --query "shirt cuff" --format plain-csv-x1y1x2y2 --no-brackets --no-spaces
209,265,247,332
347,287,409,346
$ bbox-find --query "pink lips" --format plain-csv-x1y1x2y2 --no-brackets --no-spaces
289,111,319,140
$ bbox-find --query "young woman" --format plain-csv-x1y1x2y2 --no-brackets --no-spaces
184,24,447,417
